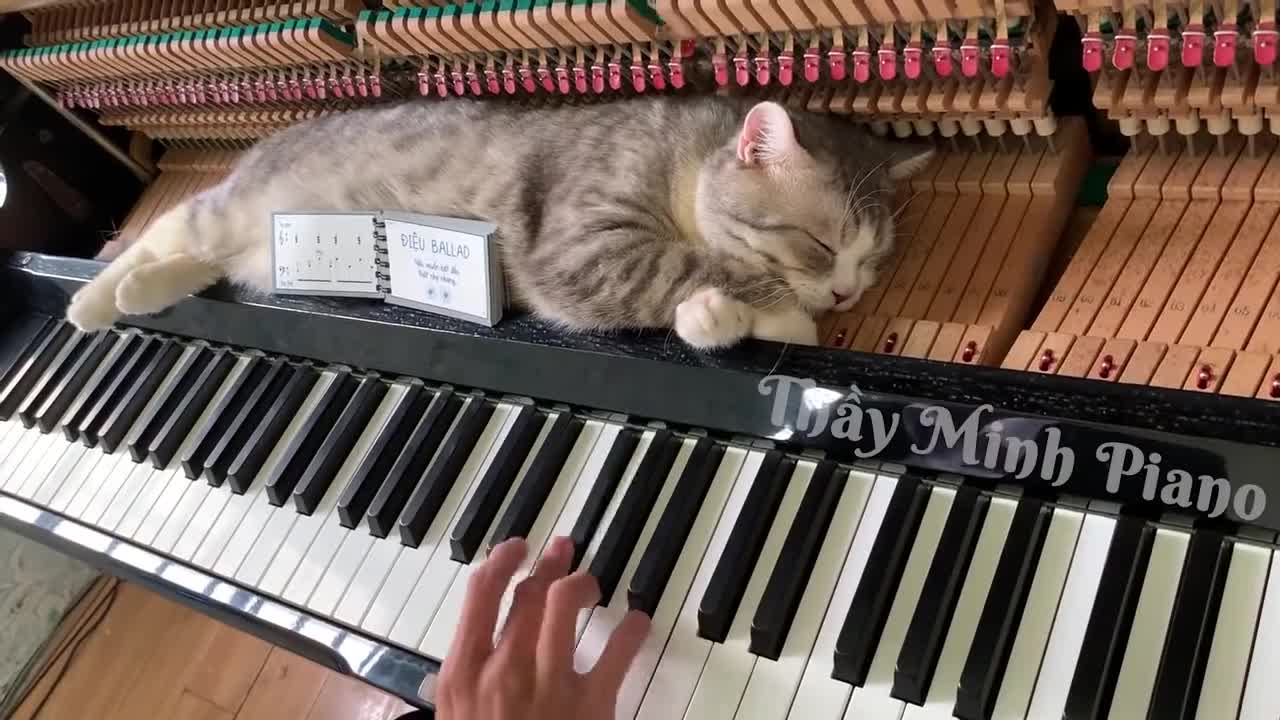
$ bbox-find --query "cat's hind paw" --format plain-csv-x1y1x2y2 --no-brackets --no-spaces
675,287,752,350
66,287,122,332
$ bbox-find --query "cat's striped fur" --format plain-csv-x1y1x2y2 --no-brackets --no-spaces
67,95,932,349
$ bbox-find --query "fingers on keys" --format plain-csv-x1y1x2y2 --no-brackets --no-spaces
449,536,529,673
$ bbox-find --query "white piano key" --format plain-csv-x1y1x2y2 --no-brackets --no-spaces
0,420,25,464
307,529,376,616
990,507,1084,720
96,459,164,532
570,429,657,642
902,497,1017,720
357,400,484,637
785,471,898,720
212,372,340,579
151,481,214,554
843,486,956,720
49,448,110,513
422,409,591,661
67,450,133,523
334,534,406,628
171,480,235,561
1194,542,1270,720
2,431,56,492
732,465,876,720
615,446,749,720
30,443,88,505
1025,512,1117,719
480,417,603,637
573,438,697,677
127,358,250,545
680,454,811,720
13,436,74,499
636,450,766,720
280,385,412,606
1239,549,1280,720
385,402,518,649
1105,528,1190,720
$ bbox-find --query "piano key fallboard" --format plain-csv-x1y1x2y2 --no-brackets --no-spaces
3,254,1280,720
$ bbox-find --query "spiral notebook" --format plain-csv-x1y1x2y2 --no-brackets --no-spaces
270,210,504,326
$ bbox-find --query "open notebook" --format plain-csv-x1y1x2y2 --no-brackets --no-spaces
270,210,504,326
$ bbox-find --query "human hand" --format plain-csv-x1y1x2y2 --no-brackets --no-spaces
436,535,652,720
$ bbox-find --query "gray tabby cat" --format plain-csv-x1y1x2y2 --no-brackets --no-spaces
66,95,933,349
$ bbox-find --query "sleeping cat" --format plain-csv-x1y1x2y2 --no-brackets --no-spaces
66,95,933,349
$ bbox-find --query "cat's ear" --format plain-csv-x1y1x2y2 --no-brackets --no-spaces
737,102,800,166
886,145,936,180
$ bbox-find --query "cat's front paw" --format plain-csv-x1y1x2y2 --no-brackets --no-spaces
753,308,819,346
66,287,121,332
675,287,753,350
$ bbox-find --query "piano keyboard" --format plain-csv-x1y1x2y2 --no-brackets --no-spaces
2,317,1278,720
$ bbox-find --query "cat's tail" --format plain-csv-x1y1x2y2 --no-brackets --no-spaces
66,200,223,332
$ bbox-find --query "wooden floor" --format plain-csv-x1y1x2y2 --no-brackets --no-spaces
11,579,419,720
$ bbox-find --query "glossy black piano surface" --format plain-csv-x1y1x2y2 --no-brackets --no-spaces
3,250,1280,720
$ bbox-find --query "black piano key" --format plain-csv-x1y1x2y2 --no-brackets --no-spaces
398,397,495,547
0,317,55,411
60,331,137,442
97,339,182,454
487,412,587,550
587,429,682,606
1063,515,1155,720
1146,529,1232,720
335,379,427,528
261,368,358,507
749,461,845,660
568,427,641,569
627,438,725,617
291,375,388,514
77,335,162,448
892,484,990,704
33,331,115,433
16,330,88,428
449,405,546,562
146,348,235,466
225,364,318,494
952,497,1054,720
202,357,290,486
832,474,932,687
123,342,211,460
0,320,73,421
180,354,267,479
697,451,792,643
364,387,463,536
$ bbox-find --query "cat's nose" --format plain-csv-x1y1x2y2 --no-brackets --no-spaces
832,291,851,305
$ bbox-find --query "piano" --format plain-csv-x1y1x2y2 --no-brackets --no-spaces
5,0,1280,717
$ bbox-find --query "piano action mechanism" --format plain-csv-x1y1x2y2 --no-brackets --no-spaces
4,0,1280,717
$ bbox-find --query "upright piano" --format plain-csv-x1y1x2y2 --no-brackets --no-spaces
4,0,1280,717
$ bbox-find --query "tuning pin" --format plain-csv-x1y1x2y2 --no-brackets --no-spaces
1182,26,1206,66
1214,28,1238,66
1197,364,1214,389
960,41,980,77
1038,349,1055,372
882,333,898,353
852,48,871,82
1257,24,1279,64
932,42,953,76
827,48,847,80
961,341,978,363
1098,354,1115,378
